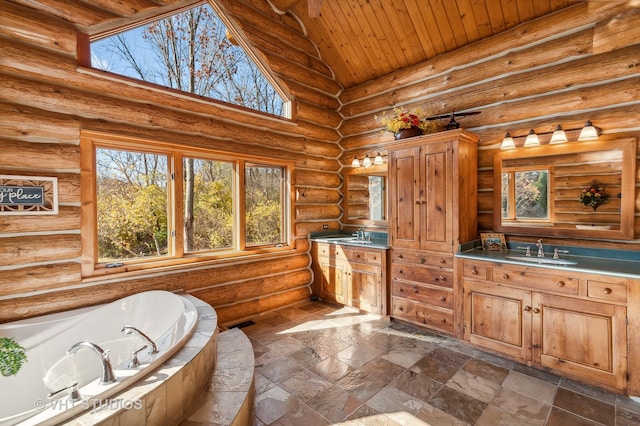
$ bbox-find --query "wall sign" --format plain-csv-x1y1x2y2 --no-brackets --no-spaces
0,175,58,215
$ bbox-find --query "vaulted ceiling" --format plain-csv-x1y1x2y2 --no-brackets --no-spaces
12,0,582,89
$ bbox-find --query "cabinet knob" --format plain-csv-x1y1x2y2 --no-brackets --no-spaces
355,254,360,258
438,275,446,282
441,318,447,323
439,258,445,264
398,306,404,311
398,254,403,259
603,288,612,294
440,296,446,302
533,308,541,314
471,267,478,275
556,281,565,287
502,274,509,279
413,287,419,293
524,306,532,312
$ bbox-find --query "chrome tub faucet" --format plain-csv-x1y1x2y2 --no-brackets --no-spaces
67,341,116,385
121,325,158,354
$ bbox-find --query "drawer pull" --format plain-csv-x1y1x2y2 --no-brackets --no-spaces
413,287,419,294
355,254,360,258
439,258,445,264
441,318,447,323
533,308,540,314
440,296,446,302
398,306,404,311
398,254,403,259
502,274,509,280
603,288,612,295
556,281,565,287
438,275,446,282
471,267,478,275
524,306,532,312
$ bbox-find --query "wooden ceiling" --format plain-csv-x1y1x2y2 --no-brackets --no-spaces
10,0,582,89
283,0,581,88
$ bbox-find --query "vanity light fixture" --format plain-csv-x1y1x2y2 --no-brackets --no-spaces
549,125,568,144
523,129,540,147
373,152,383,165
500,132,516,150
578,120,601,141
352,152,383,167
501,120,599,150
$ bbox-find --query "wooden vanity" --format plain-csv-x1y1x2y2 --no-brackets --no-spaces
311,241,388,315
457,251,640,395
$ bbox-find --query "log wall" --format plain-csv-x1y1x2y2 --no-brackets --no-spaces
339,1,640,251
0,0,342,325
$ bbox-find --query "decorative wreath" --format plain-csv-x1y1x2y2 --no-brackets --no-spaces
579,179,607,211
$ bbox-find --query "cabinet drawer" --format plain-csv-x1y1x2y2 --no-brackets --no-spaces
463,262,489,280
365,250,384,264
587,280,627,303
392,282,453,309
492,266,578,295
392,249,453,269
391,263,453,288
392,297,454,333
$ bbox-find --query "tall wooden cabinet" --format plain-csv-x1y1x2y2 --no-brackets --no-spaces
386,129,479,335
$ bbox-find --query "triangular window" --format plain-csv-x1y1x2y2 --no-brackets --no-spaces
90,2,289,118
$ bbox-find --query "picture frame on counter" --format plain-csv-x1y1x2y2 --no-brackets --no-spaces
481,232,506,251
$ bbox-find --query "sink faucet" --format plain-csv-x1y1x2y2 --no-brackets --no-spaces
121,325,158,354
357,228,365,241
68,341,116,385
536,239,544,257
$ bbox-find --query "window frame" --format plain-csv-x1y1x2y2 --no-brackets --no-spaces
80,130,294,278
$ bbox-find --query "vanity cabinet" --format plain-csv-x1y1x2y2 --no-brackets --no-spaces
461,258,629,392
311,242,387,315
386,130,479,335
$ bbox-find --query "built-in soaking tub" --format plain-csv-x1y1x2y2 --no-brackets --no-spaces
0,290,217,426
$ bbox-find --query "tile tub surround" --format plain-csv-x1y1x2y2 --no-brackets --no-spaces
243,301,640,425
182,328,256,425
59,295,218,426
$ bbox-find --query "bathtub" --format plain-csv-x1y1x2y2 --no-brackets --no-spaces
0,290,198,426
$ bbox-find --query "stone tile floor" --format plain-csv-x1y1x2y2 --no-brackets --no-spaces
241,301,640,425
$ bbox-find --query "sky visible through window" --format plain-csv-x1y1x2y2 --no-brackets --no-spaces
91,3,285,116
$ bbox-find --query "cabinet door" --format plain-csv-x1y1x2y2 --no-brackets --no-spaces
389,146,421,250
420,143,452,252
532,293,627,390
318,260,347,304
464,280,532,362
349,262,383,314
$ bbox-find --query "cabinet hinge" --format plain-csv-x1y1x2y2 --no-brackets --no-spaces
171,230,176,237
171,173,175,180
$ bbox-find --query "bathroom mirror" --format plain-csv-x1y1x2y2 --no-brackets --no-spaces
493,137,636,240
343,165,387,225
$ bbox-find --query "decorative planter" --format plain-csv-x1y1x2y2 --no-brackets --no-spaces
394,126,423,140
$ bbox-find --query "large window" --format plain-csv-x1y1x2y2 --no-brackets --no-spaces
82,132,292,275
88,2,288,118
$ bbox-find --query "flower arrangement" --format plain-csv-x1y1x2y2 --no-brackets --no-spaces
375,107,439,135
579,179,608,210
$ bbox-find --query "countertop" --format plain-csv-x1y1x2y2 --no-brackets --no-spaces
456,247,640,279
309,231,390,249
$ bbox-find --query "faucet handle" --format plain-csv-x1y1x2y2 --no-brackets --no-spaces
48,381,81,402
516,246,531,256
128,345,148,368
553,248,570,259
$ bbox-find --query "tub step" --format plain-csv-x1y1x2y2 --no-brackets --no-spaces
182,328,255,425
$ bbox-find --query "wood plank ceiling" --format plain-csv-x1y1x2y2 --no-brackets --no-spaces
8,0,581,89
284,0,581,88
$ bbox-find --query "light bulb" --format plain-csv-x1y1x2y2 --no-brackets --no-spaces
549,125,568,144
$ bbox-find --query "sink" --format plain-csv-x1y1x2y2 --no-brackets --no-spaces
314,236,374,244
505,256,577,266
